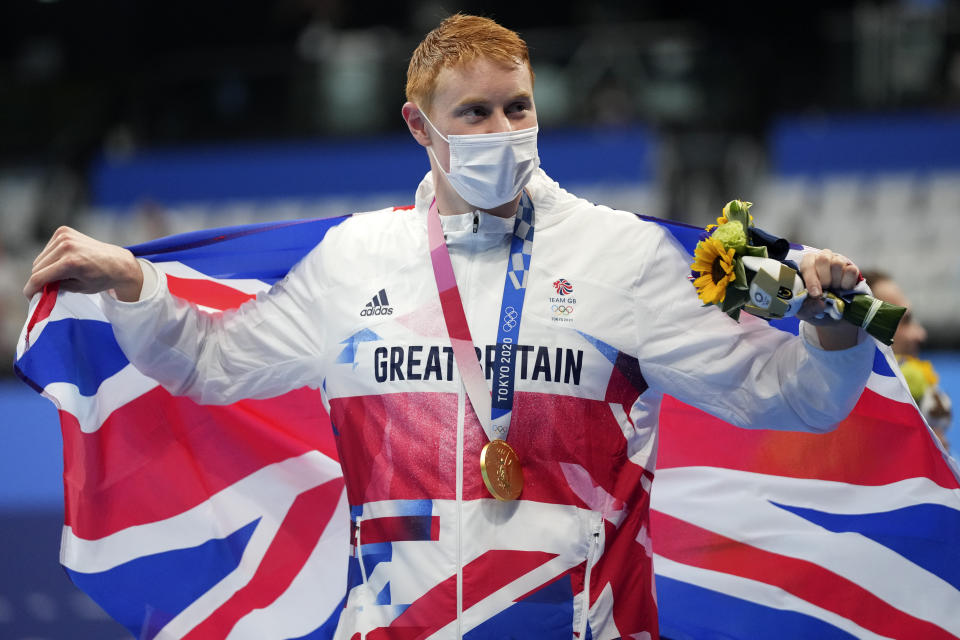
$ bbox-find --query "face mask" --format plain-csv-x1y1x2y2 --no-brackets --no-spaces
420,109,540,210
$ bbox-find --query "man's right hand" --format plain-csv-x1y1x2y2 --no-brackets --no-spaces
24,226,144,302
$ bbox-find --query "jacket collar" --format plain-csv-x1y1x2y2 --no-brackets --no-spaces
413,169,562,234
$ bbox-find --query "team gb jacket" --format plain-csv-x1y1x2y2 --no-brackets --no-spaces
102,170,875,639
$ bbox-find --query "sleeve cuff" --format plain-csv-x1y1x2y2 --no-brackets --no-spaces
102,259,164,305
800,320,871,352
136,259,161,300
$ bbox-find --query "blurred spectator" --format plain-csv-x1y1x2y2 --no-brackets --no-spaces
0,239,29,371
863,269,927,358
900,356,953,452
863,269,952,450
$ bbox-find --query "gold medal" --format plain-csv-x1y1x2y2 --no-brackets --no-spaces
480,439,523,501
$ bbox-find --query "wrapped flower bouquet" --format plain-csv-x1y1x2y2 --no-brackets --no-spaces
689,200,906,346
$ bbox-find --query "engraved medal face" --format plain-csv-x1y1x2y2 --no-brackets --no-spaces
480,439,524,501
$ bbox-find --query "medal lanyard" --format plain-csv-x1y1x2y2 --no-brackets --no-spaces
426,194,535,443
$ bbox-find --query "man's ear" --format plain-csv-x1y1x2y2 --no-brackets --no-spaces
402,102,432,148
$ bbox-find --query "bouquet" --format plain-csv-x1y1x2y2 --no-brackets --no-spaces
689,199,906,346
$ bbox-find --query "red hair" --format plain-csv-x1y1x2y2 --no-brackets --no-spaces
406,14,533,113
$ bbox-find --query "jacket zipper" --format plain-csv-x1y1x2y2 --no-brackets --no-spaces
355,515,369,640
577,515,604,639
355,515,367,583
455,377,465,638
455,222,483,638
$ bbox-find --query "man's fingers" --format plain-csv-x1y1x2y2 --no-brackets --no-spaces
23,259,58,297
24,259,71,298
31,229,60,267
25,249,91,297
799,249,862,315
831,260,844,289
25,227,99,297
31,239,73,275
23,271,49,298
827,252,859,291
801,255,823,298
814,251,834,293
32,226,75,268
840,262,860,290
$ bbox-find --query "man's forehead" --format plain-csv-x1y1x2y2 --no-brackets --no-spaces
432,57,533,99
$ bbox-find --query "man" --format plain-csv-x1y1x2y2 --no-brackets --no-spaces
860,270,927,359
862,270,952,451
24,14,875,639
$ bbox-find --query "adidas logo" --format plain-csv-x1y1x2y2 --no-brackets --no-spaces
360,289,394,317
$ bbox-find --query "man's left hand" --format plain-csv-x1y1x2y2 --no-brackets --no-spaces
797,249,862,350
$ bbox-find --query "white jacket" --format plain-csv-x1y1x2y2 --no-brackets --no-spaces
103,170,875,639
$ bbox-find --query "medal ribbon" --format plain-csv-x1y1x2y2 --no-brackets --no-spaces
426,194,535,443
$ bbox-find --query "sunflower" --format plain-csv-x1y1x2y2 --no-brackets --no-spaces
690,237,737,304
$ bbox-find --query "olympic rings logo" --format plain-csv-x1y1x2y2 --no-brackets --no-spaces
552,305,574,315
502,306,518,332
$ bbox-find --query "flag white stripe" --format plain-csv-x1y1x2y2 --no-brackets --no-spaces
866,369,914,404
654,466,960,517
43,365,159,434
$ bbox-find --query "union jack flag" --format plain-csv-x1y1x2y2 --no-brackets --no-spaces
15,218,351,639
14,213,960,639
650,219,960,640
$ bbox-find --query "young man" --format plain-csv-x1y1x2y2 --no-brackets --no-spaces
861,270,951,451
860,270,927,359
25,14,874,640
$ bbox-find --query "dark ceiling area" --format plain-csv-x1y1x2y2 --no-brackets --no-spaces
1,1,956,168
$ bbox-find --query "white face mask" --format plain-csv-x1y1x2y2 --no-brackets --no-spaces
420,109,540,210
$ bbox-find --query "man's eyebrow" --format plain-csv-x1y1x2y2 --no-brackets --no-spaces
454,91,533,108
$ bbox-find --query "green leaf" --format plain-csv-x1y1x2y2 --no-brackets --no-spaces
732,259,749,289
727,207,748,229
719,285,749,313
742,244,768,259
